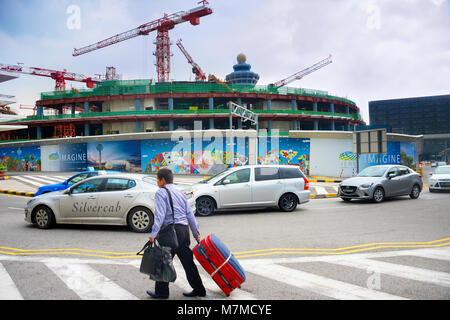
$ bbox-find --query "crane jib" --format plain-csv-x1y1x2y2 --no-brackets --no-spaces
72,5,213,57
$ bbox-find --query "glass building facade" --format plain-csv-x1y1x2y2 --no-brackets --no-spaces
369,94,450,161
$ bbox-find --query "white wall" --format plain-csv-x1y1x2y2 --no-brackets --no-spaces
310,138,356,178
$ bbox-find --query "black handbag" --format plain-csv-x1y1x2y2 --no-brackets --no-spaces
137,240,177,283
156,186,179,249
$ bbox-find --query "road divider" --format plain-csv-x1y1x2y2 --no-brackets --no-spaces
0,189,35,197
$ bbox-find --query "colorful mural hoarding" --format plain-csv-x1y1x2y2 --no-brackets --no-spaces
0,146,41,172
141,137,249,175
41,143,88,171
87,140,141,172
258,138,311,175
338,141,418,174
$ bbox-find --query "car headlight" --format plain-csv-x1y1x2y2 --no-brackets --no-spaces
360,183,374,188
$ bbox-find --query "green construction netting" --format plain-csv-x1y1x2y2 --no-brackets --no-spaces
39,81,356,106
2,109,362,124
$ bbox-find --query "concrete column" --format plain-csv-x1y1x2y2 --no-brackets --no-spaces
71,105,75,115
168,98,174,131
345,105,350,114
236,98,243,129
84,102,90,136
292,100,298,130
330,103,335,113
331,120,335,131
36,106,43,117
136,99,141,133
314,121,319,131
208,97,214,129
313,102,318,112
36,127,42,139
267,100,272,132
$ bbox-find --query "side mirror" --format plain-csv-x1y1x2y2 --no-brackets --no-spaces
429,173,433,176
222,179,231,185
64,188,72,195
388,173,396,179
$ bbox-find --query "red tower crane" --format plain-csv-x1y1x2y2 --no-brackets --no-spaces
0,62,103,91
72,1,213,83
176,39,207,81
271,54,333,88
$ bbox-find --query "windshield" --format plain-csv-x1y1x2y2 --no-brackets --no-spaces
435,166,450,174
199,168,230,184
142,176,158,185
357,166,388,177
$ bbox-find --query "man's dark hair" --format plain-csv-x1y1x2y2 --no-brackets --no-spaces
157,168,174,184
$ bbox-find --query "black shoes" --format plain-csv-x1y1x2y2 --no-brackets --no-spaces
146,290,169,299
183,290,206,298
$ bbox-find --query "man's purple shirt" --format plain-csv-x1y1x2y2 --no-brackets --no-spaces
149,184,199,239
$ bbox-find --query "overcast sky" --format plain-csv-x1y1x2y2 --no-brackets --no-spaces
0,0,449,122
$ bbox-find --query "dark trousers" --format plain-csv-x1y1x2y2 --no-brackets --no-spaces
155,224,205,296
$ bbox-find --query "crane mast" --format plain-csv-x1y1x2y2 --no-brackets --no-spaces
272,54,333,88
73,1,213,82
176,39,206,81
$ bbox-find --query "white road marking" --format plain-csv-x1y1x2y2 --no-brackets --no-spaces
8,207,23,210
332,258,450,287
314,187,328,195
45,261,138,300
244,262,407,300
0,262,23,300
36,176,66,183
11,176,44,187
23,175,58,184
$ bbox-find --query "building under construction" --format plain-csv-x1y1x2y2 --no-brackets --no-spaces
0,1,365,141
0,58,364,141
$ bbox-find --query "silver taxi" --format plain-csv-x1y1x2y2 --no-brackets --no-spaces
25,174,194,233
191,165,310,216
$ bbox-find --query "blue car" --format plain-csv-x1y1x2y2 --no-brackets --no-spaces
34,169,120,196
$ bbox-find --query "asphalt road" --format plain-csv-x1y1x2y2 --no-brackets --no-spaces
0,189,449,300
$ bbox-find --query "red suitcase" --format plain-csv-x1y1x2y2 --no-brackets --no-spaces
193,234,246,296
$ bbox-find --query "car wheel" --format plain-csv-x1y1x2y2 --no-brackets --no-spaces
372,187,385,203
196,197,215,217
410,184,421,199
127,207,154,233
279,193,298,212
33,206,55,229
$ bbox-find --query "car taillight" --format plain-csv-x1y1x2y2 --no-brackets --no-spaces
303,177,309,190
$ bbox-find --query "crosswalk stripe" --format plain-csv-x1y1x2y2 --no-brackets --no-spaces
395,248,450,261
332,258,450,288
45,261,138,300
129,259,256,300
0,262,23,300
12,176,44,187
244,262,407,300
314,187,328,195
36,176,66,183
22,176,58,184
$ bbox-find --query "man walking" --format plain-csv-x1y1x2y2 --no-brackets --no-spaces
147,168,206,299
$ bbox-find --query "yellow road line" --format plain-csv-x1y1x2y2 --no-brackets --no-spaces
1,237,449,260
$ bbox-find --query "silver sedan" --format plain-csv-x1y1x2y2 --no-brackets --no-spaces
338,165,423,203
25,174,194,233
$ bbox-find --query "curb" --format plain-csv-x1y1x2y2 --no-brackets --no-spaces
311,193,338,199
0,189,35,197
309,179,342,183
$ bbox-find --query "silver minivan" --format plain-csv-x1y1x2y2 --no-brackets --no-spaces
191,165,310,216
